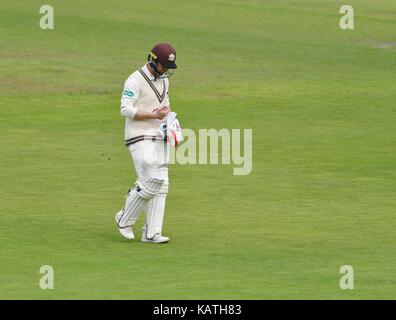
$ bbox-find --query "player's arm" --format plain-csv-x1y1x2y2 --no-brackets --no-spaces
134,108,168,120
120,77,140,120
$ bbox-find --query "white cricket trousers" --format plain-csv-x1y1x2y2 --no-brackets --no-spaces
128,139,169,236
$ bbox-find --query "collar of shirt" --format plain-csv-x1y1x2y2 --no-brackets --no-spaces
142,63,157,81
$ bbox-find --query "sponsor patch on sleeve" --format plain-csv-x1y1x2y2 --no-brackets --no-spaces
123,89,135,97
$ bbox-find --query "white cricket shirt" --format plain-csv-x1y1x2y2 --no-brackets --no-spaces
120,64,170,145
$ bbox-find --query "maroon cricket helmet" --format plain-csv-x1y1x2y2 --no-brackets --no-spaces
148,43,177,69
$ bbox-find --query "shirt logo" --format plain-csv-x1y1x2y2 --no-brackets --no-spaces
123,90,134,97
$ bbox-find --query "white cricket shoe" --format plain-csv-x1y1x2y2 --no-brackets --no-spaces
115,211,134,240
142,233,169,243
141,226,169,243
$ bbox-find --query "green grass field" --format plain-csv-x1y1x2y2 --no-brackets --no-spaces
1,0,395,299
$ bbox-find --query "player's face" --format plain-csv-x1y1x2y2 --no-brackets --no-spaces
154,62,175,79
156,62,168,75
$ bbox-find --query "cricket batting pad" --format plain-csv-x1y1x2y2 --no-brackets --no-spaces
145,181,168,239
118,178,164,228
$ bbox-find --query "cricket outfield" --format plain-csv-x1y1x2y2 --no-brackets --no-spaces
0,0,395,299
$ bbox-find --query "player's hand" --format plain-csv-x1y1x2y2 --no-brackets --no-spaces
152,106,169,113
152,106,169,120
